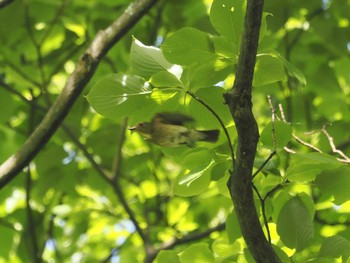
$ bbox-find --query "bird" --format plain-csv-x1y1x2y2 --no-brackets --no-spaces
129,112,219,147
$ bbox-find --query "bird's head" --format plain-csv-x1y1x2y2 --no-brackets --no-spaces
129,122,152,139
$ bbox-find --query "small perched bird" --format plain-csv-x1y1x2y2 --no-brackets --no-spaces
129,112,219,147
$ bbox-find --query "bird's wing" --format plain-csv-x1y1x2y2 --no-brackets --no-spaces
153,112,194,125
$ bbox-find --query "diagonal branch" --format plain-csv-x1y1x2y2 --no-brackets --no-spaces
146,223,225,262
0,0,159,189
0,0,14,9
224,0,281,262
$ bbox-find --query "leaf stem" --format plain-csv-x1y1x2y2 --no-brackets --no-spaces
186,90,235,160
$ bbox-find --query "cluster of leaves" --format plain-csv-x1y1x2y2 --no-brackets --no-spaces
1,0,350,262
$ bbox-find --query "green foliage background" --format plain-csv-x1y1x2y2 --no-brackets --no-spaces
1,0,350,262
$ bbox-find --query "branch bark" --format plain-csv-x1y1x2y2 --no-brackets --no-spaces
0,0,14,9
224,0,281,262
0,0,159,189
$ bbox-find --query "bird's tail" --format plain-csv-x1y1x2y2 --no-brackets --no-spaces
197,129,220,142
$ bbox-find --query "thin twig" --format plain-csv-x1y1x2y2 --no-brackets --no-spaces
60,125,111,181
25,167,42,263
321,125,350,163
283,146,296,153
158,223,225,251
252,184,271,243
292,134,322,152
112,118,128,180
1,56,42,88
267,95,277,150
0,79,30,102
250,95,278,177
186,90,235,161
263,184,284,202
251,151,276,180
249,96,278,243
279,103,322,153
23,0,47,90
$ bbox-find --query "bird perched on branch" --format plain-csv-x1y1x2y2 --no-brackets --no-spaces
129,112,219,147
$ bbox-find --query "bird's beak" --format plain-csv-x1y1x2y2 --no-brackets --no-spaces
128,126,136,133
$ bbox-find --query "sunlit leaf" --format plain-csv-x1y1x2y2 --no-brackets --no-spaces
209,0,245,48
162,27,219,65
167,198,189,226
179,243,215,263
86,73,178,121
212,239,240,262
149,71,184,89
131,37,181,79
174,159,213,197
253,54,286,87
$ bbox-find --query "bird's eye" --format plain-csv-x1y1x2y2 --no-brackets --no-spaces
139,123,143,126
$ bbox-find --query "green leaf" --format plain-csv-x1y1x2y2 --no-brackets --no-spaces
286,153,343,182
0,92,16,123
131,37,180,79
180,149,213,169
212,239,240,262
319,236,350,258
187,58,233,89
86,73,176,121
211,161,230,181
162,27,218,66
260,120,292,150
155,250,180,263
277,195,314,251
0,225,15,258
188,86,233,129
226,210,242,244
174,152,213,197
259,12,271,43
179,243,215,263
119,247,139,263
149,71,184,89
253,54,286,87
278,54,307,86
209,0,245,48
314,167,350,205
211,35,238,58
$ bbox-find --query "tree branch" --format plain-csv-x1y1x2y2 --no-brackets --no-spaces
0,0,159,189
224,0,281,261
0,0,14,9
145,223,225,262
